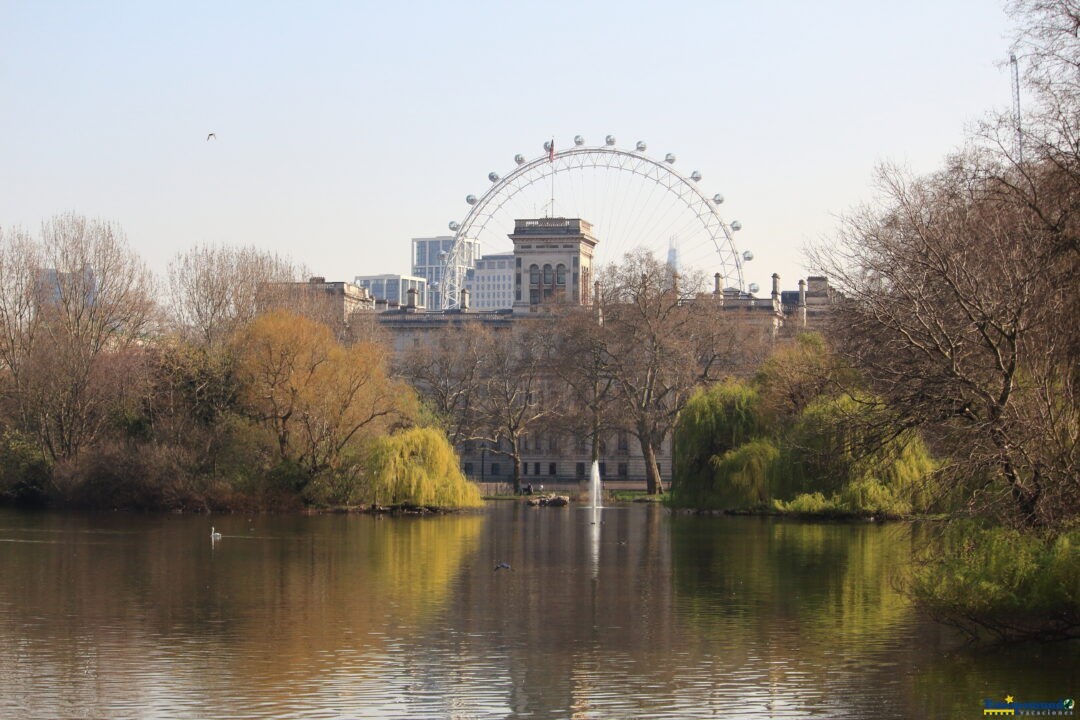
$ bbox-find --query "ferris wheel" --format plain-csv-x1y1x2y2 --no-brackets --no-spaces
439,135,752,310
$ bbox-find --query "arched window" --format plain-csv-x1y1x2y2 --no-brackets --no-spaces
556,264,567,286
543,264,553,286
529,264,540,286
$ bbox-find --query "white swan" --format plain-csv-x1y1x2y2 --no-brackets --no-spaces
210,527,222,541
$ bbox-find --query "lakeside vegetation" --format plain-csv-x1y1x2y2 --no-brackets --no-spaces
0,228,478,511
671,1,1079,642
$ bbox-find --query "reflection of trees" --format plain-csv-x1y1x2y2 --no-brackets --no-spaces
670,517,916,716
0,511,483,717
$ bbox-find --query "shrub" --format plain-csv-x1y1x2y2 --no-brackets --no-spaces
909,523,1080,641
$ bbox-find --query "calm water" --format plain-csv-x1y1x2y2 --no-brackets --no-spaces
0,504,1074,719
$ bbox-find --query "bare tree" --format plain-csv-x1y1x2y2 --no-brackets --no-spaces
473,322,557,495
0,214,155,461
813,158,1078,528
168,244,303,351
545,297,619,465
598,250,759,495
402,321,491,446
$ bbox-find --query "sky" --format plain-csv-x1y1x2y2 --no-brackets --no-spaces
1,1,1019,296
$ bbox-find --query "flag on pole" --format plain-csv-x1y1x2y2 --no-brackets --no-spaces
549,138,555,162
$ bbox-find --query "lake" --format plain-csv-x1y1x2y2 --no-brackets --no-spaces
0,504,1074,719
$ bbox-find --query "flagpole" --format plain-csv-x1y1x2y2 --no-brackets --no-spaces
549,137,555,218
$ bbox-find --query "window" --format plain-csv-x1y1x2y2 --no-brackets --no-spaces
523,463,528,476
599,462,607,477
617,431,629,454
556,264,566,286
491,463,500,476
534,462,540,475
543,264,553,286
618,463,628,478
464,462,474,475
576,462,586,478
548,463,557,476
549,435,559,452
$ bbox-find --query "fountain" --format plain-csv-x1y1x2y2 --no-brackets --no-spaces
589,460,602,512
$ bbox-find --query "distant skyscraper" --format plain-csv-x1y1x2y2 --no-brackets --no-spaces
666,236,680,275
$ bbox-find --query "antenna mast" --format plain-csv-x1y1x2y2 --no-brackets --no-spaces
1010,52,1023,164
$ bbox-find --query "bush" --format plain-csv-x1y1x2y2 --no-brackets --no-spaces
0,429,52,506
909,523,1080,641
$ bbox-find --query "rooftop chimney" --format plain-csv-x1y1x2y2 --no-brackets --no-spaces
714,272,721,295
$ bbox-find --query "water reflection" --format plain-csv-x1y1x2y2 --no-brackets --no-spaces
0,507,1073,719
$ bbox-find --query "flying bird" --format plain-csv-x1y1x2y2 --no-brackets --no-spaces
206,133,217,141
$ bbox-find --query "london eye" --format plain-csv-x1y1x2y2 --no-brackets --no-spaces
439,135,750,309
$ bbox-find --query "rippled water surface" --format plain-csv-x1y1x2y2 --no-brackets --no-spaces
0,505,1074,719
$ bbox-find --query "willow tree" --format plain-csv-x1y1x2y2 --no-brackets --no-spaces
363,427,482,508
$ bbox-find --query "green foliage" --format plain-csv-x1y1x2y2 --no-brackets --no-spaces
672,368,938,515
0,428,52,505
672,379,766,509
770,394,937,516
910,523,1080,641
359,428,483,509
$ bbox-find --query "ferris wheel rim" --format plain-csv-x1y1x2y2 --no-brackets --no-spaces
442,143,744,309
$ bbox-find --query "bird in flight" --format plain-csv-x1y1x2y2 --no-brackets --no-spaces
206,133,217,141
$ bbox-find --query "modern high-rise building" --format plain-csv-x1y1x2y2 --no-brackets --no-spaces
464,253,515,310
411,235,479,310
354,273,427,307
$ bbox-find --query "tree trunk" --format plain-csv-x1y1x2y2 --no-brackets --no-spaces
641,437,664,495
512,452,522,496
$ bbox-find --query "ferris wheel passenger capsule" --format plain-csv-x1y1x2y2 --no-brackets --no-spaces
713,193,724,204
543,140,552,152
742,250,754,261
690,170,702,182
466,194,477,205
665,153,676,163
731,220,742,231
448,221,460,232
488,172,500,183
605,134,616,146
749,283,760,294
635,140,647,151
514,154,525,165
574,135,585,146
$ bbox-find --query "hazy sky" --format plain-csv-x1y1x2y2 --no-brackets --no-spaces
1,1,1017,295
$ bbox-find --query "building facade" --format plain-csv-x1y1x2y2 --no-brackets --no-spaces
411,235,479,310
463,253,515,310
354,273,427,307
510,218,597,313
